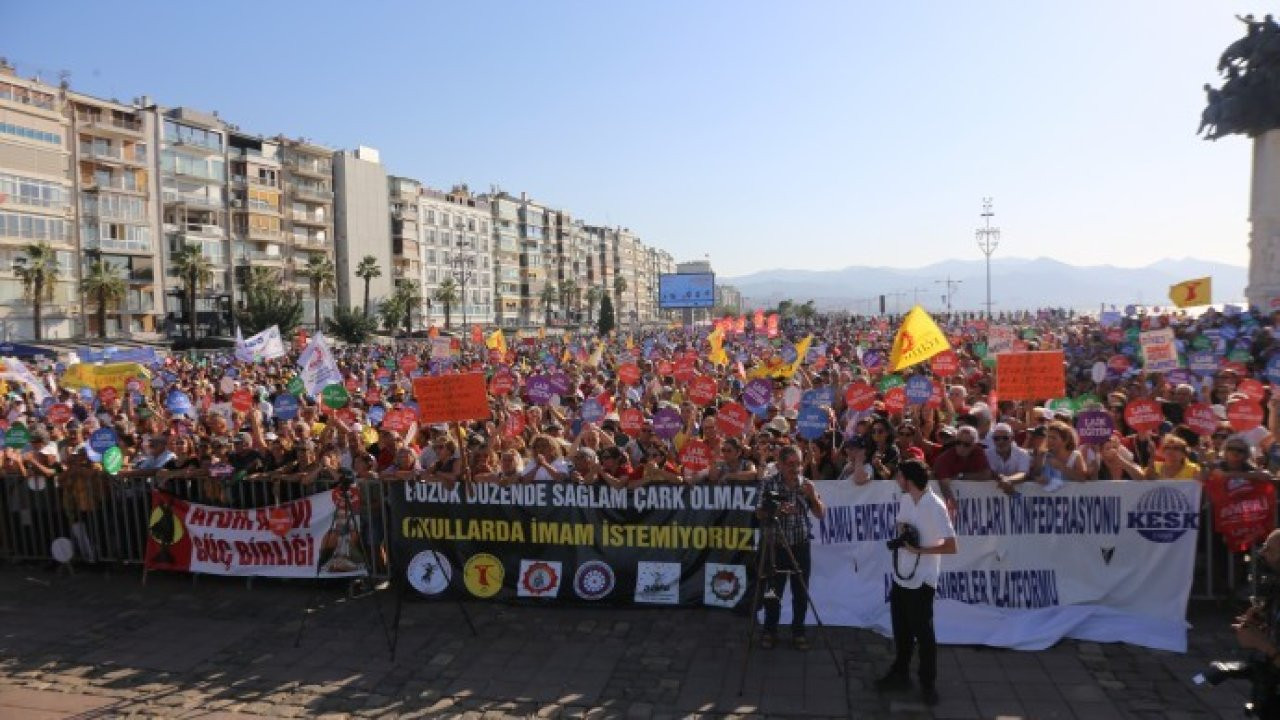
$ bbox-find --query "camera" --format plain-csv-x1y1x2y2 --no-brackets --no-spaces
887,524,920,551
759,489,784,518
1195,547,1280,718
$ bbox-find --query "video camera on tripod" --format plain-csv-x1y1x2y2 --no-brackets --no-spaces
758,488,784,520
1195,547,1280,719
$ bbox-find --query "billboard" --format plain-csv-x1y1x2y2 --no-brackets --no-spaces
659,273,715,309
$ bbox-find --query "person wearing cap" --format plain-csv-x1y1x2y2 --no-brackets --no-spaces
756,444,825,651
984,423,1030,495
931,426,992,493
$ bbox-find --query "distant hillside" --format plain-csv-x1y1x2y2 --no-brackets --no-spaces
723,257,1248,312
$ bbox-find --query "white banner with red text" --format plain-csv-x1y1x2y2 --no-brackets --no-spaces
797,479,1200,652
144,488,368,578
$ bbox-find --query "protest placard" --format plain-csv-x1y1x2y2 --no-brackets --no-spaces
413,373,491,424
995,351,1065,401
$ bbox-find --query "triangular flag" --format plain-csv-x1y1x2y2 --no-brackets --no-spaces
486,329,507,355
1168,277,1211,308
888,305,951,372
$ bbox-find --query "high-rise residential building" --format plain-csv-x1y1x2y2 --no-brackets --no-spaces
420,184,491,328
487,191,521,327
388,175,423,324
279,137,335,324
551,211,592,325
0,64,77,340
716,284,743,313
68,91,163,338
333,146,391,316
157,106,231,338
227,130,284,305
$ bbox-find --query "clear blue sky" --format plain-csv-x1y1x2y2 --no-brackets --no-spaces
6,1,1254,277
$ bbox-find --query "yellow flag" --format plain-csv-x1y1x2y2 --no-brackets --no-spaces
539,326,546,339
1168,276,1212,308
888,305,951,372
588,340,604,367
707,326,728,366
486,329,507,355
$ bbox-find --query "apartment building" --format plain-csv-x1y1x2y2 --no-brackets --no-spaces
388,175,422,323
333,146,391,315
0,65,77,340
157,106,231,338
419,184,491,327
280,137,335,321
228,131,284,304
488,192,521,327
68,92,163,338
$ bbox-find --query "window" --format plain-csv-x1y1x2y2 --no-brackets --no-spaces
0,121,60,145
163,121,222,151
426,210,435,224
0,173,68,209
0,212,69,242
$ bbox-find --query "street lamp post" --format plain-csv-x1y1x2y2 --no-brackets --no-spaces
976,197,1000,319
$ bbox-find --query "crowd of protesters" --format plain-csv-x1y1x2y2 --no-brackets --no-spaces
2,304,1280,564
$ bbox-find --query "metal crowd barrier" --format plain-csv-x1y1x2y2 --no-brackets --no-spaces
0,471,395,584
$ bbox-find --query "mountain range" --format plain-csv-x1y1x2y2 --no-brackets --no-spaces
723,257,1248,313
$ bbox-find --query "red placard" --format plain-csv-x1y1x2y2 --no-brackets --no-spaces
503,410,526,438
366,386,382,404
1228,399,1264,431
930,350,959,378
679,439,712,474
489,371,515,396
687,375,718,406
883,386,907,415
844,381,876,411
98,386,118,404
657,360,674,377
995,351,1066,401
47,404,72,425
345,376,359,393
673,357,698,384
382,408,415,434
1185,403,1219,437
1238,378,1266,403
1206,470,1277,552
1105,327,1124,343
1107,354,1131,373
1123,399,1164,434
412,373,492,424
716,402,751,437
927,383,944,408
335,408,357,426
231,388,254,413
399,355,419,373
619,408,645,435
488,348,503,364
471,325,484,345
618,363,641,386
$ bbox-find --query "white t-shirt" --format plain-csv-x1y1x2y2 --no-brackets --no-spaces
523,457,571,482
985,444,1031,477
893,487,955,590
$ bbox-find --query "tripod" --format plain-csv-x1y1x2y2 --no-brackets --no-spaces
294,478,392,652
737,513,843,695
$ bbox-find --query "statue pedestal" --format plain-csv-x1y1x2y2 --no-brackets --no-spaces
1248,130,1280,311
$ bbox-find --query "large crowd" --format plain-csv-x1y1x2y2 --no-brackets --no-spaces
2,305,1279,562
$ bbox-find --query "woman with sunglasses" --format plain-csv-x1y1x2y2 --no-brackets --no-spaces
1030,421,1089,490
863,417,901,481
708,438,758,485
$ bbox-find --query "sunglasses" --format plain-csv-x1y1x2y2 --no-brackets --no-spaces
993,436,1012,441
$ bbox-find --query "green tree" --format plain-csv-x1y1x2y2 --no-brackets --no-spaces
300,255,336,330
540,282,558,327
395,280,423,334
796,299,817,325
585,286,602,325
81,258,125,339
379,295,406,333
355,255,381,317
235,268,304,336
777,299,794,318
559,278,579,322
326,303,379,344
597,292,615,336
170,243,214,342
613,275,627,304
15,241,60,341
432,277,460,329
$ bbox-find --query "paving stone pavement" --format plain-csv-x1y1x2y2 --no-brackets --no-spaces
0,566,1257,718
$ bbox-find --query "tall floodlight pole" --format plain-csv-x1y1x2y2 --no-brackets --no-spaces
976,197,1000,319
935,276,963,314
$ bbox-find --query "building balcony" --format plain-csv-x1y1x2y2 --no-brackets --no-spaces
79,144,148,167
83,176,147,196
169,137,223,155
291,211,327,227
242,226,283,243
165,222,225,239
170,167,223,184
237,250,285,265
81,236,154,255
76,113,144,137
163,192,223,211
290,184,333,202
291,233,327,248
228,147,280,165
285,158,331,179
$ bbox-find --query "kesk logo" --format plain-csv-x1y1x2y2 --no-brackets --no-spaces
1127,486,1199,543
574,560,615,600
634,561,681,604
703,563,746,608
407,550,452,596
518,560,562,598
463,553,505,597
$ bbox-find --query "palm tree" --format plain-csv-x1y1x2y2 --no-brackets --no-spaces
355,255,381,317
170,243,214,342
540,282,558,327
613,275,627,304
394,280,422,334
82,258,126,339
432,277,460,329
585,286,602,325
559,278,579,324
299,254,336,330
246,266,279,294
14,241,60,341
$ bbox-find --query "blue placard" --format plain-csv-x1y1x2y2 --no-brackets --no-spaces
800,386,835,410
861,349,885,370
1266,354,1280,385
273,393,299,420
39,397,54,416
781,344,798,364
89,427,118,453
166,390,194,415
796,405,829,440
581,398,605,423
905,375,934,406
367,405,386,426
78,387,95,403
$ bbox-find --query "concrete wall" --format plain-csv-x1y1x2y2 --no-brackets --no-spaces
333,150,392,313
